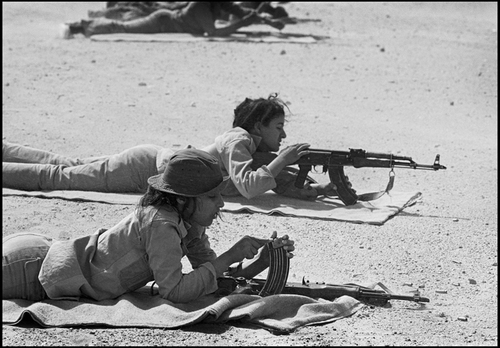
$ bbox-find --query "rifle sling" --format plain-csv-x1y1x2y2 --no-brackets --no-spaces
258,241,289,297
356,168,395,202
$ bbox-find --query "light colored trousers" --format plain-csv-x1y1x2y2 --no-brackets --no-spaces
2,142,161,193
2,233,53,301
86,9,181,36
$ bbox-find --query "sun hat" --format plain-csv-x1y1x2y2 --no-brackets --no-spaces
147,148,229,197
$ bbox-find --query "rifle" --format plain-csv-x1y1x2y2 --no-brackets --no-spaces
217,276,430,306
216,242,430,306
252,148,447,206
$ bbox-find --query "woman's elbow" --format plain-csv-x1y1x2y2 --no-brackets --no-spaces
160,288,192,303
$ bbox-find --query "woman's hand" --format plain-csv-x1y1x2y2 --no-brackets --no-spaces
311,182,338,197
223,232,295,279
212,235,271,277
269,231,295,258
277,143,310,166
227,235,271,262
280,181,319,201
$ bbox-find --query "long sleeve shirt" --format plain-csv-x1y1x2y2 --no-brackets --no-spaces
38,205,218,303
201,127,277,199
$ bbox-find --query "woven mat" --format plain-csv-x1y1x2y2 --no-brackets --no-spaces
3,188,421,225
3,284,363,334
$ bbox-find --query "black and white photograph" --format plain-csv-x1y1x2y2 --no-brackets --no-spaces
2,2,497,346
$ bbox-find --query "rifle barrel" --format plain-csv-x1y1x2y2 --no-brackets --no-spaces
305,149,446,171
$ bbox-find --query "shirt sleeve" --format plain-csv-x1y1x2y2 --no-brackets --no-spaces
184,227,217,268
143,220,218,303
219,137,277,199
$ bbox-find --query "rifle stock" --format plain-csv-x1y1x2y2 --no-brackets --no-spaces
252,148,446,205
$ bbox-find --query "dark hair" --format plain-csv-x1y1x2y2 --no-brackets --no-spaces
138,186,224,223
232,93,290,132
138,186,196,220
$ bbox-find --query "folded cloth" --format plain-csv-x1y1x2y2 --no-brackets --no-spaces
2,188,421,225
2,285,364,334
2,188,143,205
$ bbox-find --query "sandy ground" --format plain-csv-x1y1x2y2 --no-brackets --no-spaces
2,1,498,346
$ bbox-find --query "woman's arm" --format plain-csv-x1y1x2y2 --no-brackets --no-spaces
145,220,219,303
226,232,295,279
217,136,277,199
210,235,272,277
265,143,311,177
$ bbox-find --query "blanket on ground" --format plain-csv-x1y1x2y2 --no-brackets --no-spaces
2,284,364,334
2,189,421,225
90,31,330,44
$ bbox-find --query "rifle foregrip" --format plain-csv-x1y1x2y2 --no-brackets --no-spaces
328,166,358,206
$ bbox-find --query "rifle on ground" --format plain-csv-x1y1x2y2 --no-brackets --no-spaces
252,148,447,206
216,242,430,306
217,276,429,306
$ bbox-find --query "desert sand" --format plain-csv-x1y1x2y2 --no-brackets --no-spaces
2,2,497,346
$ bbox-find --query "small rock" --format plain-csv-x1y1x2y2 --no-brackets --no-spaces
138,82,147,86
402,282,413,286
452,218,459,222
457,317,468,321
452,282,460,286
468,279,477,284
436,289,447,294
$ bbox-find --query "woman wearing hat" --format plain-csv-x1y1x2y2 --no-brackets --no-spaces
3,94,335,200
2,148,295,303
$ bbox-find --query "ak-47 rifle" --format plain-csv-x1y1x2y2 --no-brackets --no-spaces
217,276,430,306
252,148,447,206
216,242,430,306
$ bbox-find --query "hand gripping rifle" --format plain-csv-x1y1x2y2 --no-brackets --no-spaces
252,148,447,206
216,243,430,306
